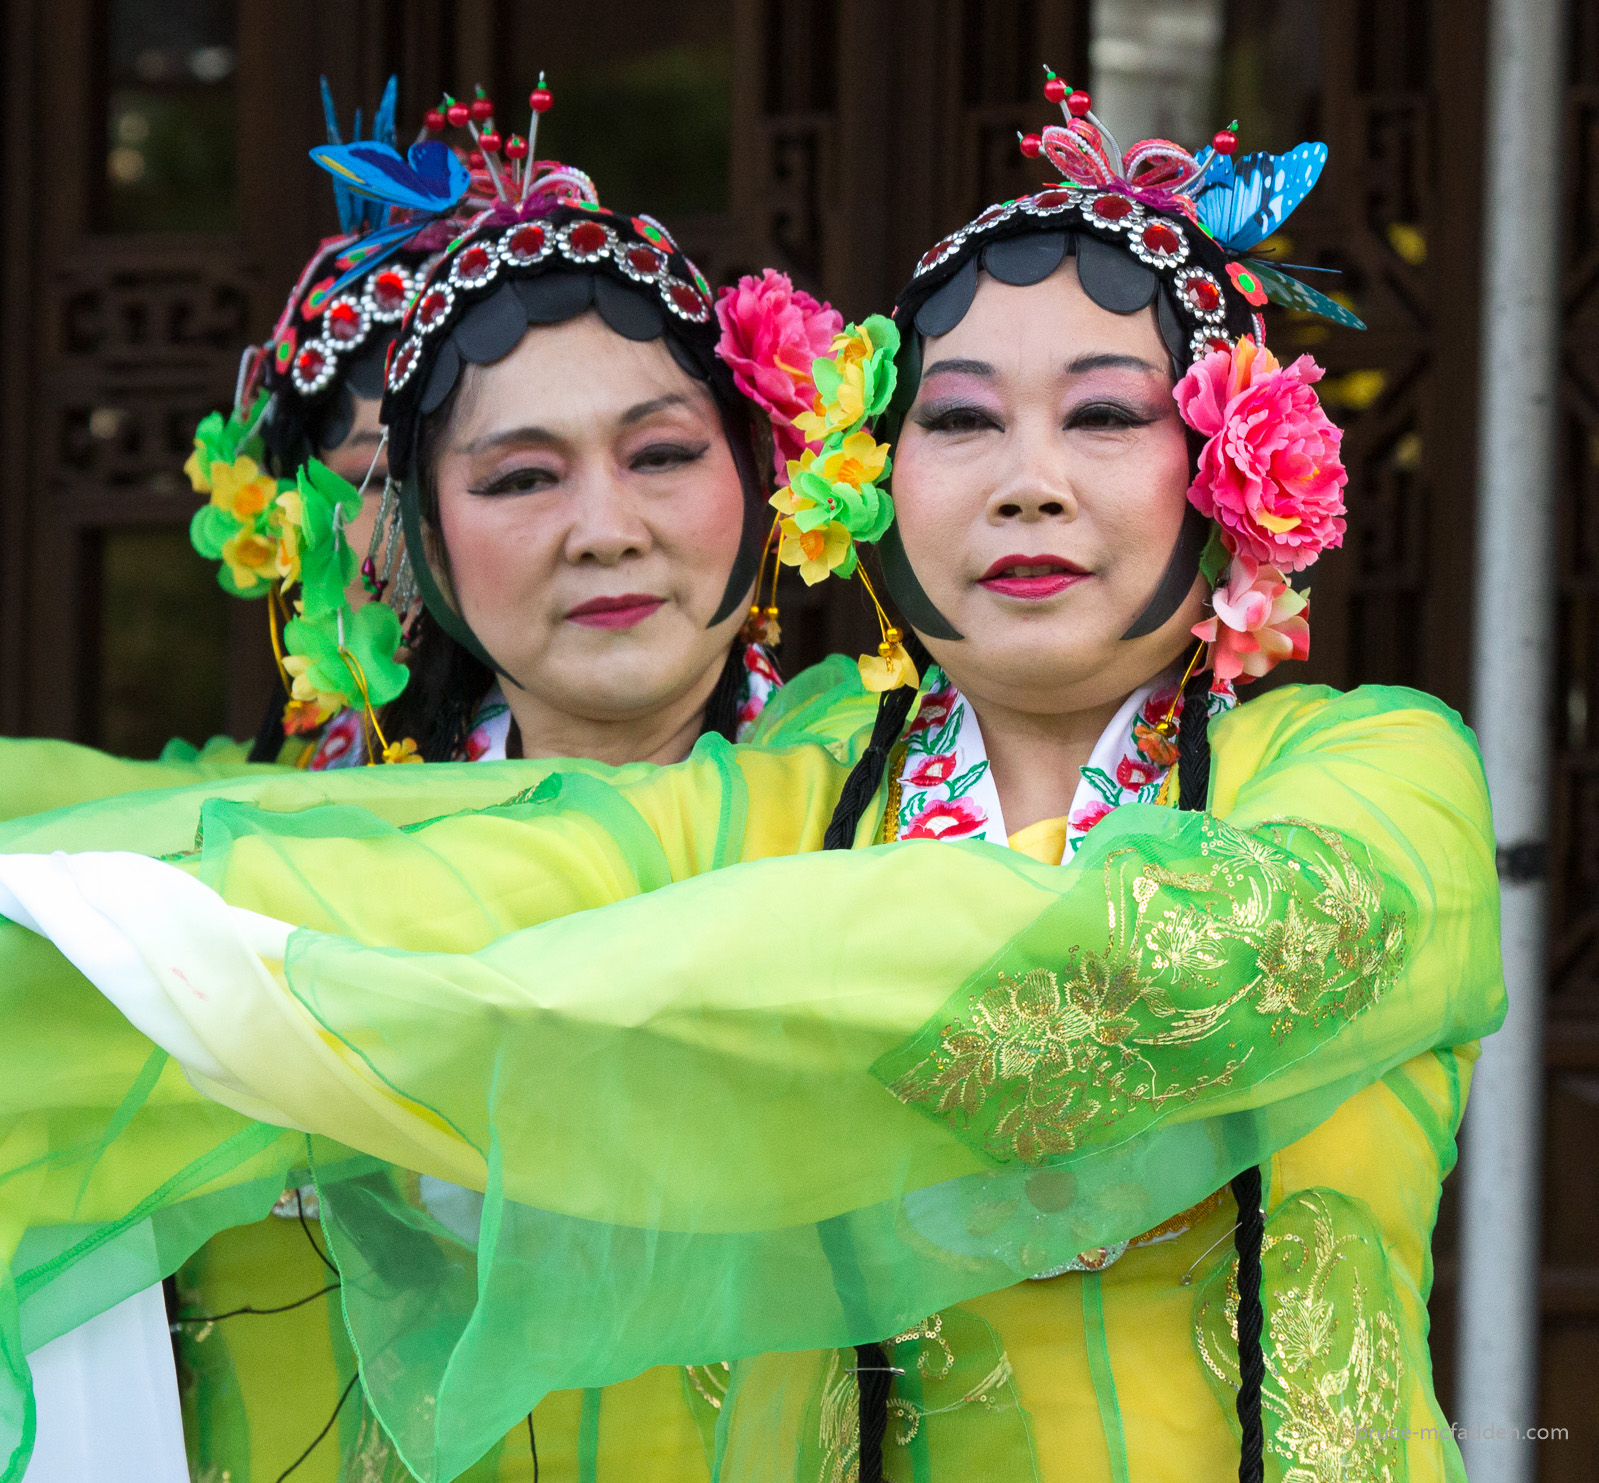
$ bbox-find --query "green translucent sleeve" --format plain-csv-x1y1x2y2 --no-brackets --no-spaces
743,654,880,754
0,685,1505,1482
0,737,286,824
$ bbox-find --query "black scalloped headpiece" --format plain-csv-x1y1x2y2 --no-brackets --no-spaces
252,231,446,476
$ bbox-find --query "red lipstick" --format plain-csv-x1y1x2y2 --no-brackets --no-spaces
565,593,665,630
977,554,1089,600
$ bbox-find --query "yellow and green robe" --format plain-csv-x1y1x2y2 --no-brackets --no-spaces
0,676,1502,1482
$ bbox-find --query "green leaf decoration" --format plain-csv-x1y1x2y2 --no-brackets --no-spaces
284,601,407,712
294,459,362,619
189,503,239,562
1198,524,1230,587
858,314,900,420
943,761,990,801
215,561,273,600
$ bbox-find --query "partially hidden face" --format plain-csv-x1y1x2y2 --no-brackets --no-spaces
318,390,389,610
892,256,1206,716
428,310,749,721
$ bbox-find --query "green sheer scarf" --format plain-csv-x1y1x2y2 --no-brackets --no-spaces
0,684,1503,1481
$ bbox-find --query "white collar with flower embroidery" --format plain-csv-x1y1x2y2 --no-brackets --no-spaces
890,665,1235,855
304,642,784,769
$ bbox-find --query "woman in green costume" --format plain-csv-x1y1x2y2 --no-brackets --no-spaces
5,86,836,1483
0,91,1501,1483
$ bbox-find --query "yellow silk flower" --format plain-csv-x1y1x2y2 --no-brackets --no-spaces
220,528,278,592
778,518,853,585
208,455,277,523
858,640,919,692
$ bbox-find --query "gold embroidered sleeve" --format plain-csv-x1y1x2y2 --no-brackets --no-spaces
872,813,1410,1168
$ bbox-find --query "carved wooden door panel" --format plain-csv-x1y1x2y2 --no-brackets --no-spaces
0,0,458,751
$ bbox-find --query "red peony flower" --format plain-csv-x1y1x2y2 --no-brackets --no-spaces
743,645,781,686
906,752,959,787
1175,336,1347,572
1139,684,1181,728
911,686,959,734
307,707,362,771
902,798,987,840
715,271,843,480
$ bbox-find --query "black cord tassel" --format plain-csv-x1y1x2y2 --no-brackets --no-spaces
821,633,929,851
1176,662,1212,811
1177,664,1265,1481
276,1371,358,1481
1231,1164,1266,1483
855,1342,893,1483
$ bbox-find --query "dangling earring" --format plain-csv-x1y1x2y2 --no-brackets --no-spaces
364,475,420,632
741,513,784,648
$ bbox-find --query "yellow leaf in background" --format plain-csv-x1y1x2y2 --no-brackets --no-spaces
183,448,211,494
1385,221,1427,266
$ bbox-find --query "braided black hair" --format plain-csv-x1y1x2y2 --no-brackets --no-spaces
816,631,928,1482
856,1342,893,1481
820,632,931,852
1176,663,1265,1483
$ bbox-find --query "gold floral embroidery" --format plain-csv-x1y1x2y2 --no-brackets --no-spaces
1195,1188,1407,1483
886,1354,1015,1445
890,1312,955,1380
343,1389,415,1483
814,1311,1033,1471
879,815,1407,1164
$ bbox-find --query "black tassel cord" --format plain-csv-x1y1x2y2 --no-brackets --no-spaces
1176,664,1266,1483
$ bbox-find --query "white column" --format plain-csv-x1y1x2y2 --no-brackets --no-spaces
1458,0,1566,1478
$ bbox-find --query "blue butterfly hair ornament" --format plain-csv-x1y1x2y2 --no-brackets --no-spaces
1021,67,1366,331
307,79,589,305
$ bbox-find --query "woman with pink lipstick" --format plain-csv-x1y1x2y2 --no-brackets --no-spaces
0,95,1501,1483
361,143,826,772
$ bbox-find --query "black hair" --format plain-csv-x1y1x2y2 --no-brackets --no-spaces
817,627,925,1483
820,631,930,851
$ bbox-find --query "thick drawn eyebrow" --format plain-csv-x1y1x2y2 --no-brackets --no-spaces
618,393,693,426
920,357,996,379
457,424,558,456
1065,352,1166,376
456,394,698,457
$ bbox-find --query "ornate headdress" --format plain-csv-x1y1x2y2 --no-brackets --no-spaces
186,77,480,761
790,68,1360,694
